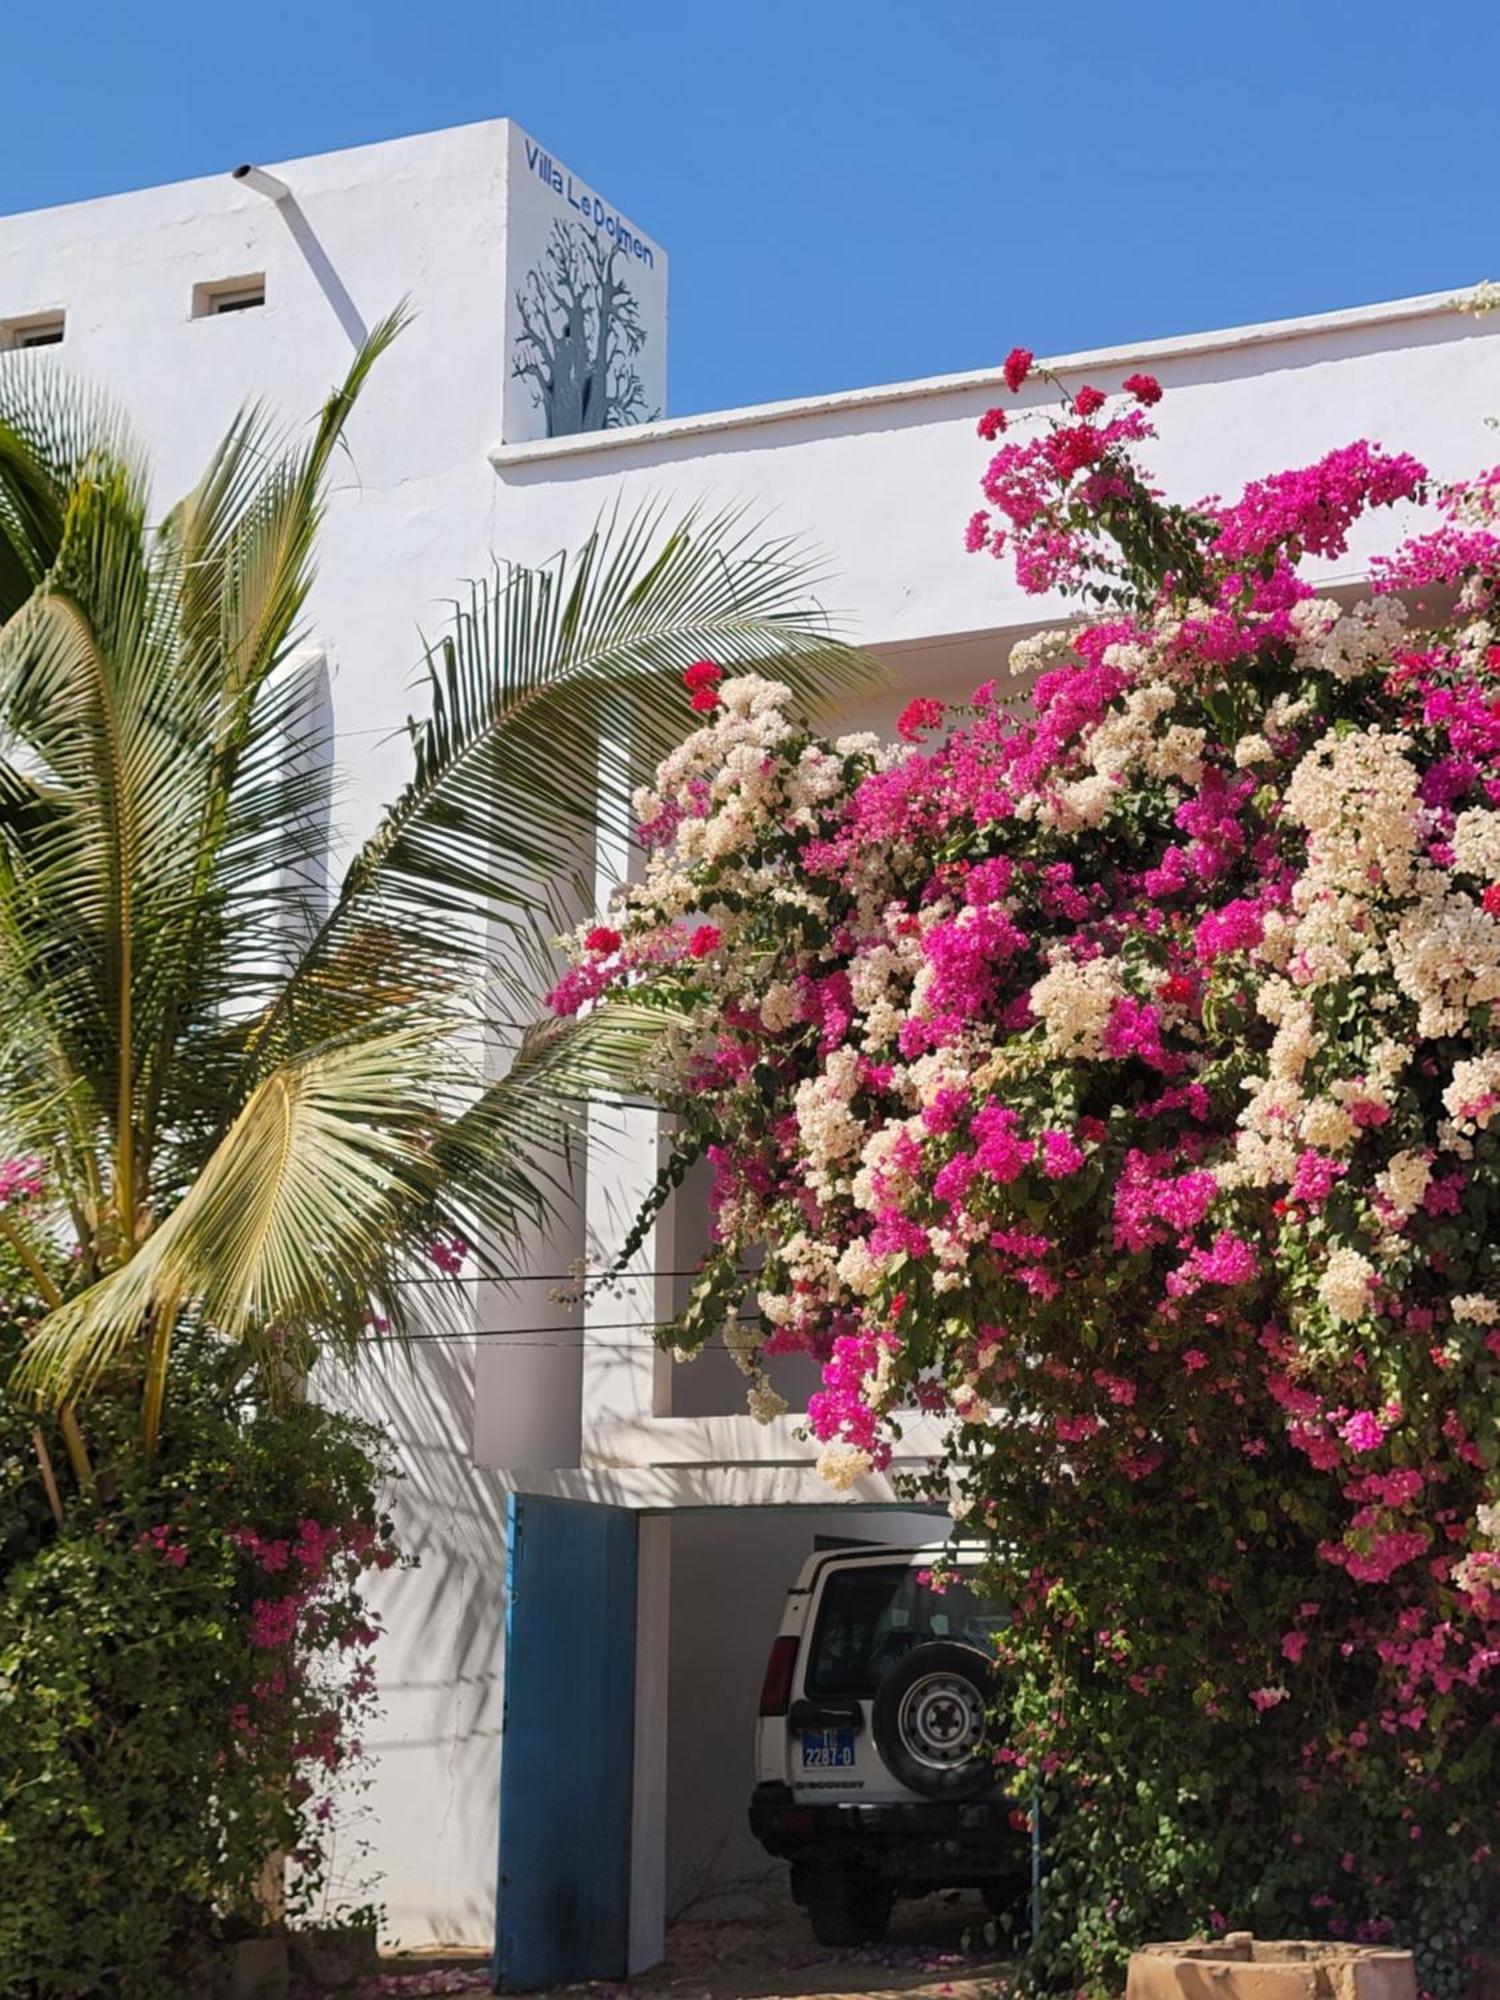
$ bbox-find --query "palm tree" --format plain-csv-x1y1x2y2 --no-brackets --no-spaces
0,319,872,1490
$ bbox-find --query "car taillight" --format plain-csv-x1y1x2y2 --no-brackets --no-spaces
758,1634,798,1716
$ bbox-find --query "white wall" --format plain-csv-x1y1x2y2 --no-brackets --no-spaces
490,293,1500,680
0,119,513,859
329,1346,511,1945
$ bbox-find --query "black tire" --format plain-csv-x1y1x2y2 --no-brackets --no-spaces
871,1639,997,1802
803,1863,893,1947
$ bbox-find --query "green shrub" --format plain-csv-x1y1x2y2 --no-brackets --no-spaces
0,1340,397,1998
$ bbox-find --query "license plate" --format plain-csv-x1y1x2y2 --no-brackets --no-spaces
801,1726,856,1769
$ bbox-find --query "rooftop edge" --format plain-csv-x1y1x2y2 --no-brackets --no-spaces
491,284,1485,470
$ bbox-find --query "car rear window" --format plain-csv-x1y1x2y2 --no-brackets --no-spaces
804,1562,1009,1699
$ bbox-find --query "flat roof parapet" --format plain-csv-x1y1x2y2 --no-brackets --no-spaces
491,284,1483,470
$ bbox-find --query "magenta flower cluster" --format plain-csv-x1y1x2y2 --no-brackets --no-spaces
558,350,1500,1966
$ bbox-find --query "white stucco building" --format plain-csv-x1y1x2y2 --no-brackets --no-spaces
4,116,1499,1983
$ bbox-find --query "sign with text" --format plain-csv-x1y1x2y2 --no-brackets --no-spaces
503,125,668,443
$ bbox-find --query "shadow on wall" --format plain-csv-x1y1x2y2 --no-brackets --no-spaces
277,196,370,350
323,1331,511,1949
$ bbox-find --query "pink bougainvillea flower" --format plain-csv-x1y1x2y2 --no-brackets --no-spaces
1341,1410,1388,1454
1291,1150,1344,1208
0,1154,44,1206
1122,371,1163,405
428,1233,468,1277
1250,1686,1289,1711
897,696,947,743
251,1597,300,1649
1040,1129,1087,1178
683,658,723,712
1211,441,1426,566
1002,345,1034,393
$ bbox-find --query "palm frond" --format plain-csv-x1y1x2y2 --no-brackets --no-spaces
133,311,408,1181
160,304,408,751
0,341,877,1441
0,361,142,619
13,1023,450,1405
249,503,881,1064
0,457,203,1229
506,997,690,1106
386,999,689,1281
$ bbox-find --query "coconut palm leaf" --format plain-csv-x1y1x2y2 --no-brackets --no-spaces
501,997,693,1109
134,310,410,1186
162,304,407,751
12,1024,452,1424
0,326,414,1372
411,998,692,1259
0,362,142,618
248,501,876,1063
0,456,195,1237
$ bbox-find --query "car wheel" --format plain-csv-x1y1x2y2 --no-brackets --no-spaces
800,1861,894,1947
871,1639,997,1801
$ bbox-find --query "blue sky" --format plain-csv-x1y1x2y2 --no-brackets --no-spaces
6,1,1499,417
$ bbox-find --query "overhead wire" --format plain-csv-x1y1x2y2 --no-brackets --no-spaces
360,1318,765,1348
383,1267,744,1287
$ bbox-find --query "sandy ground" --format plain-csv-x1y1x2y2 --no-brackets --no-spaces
364,1895,1014,2000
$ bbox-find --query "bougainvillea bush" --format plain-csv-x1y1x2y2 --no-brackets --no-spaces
555,356,1500,1992
0,1199,399,1999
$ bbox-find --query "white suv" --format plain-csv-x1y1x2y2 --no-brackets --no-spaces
748,1542,1031,1945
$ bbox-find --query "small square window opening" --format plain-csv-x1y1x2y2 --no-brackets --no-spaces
193,276,266,319
2,312,66,350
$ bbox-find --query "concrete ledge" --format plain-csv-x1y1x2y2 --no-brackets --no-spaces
490,286,1477,469
1126,1935,1417,2000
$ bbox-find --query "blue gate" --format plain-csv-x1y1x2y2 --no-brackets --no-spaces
493,1493,639,1991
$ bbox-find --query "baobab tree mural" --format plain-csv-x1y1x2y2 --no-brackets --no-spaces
511,219,658,436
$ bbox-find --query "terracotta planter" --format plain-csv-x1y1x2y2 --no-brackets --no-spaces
1127,1935,1417,2000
